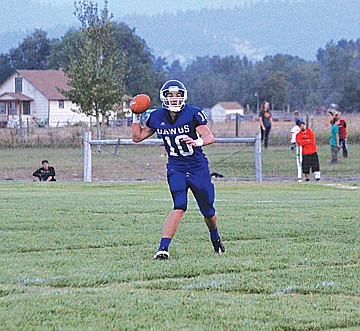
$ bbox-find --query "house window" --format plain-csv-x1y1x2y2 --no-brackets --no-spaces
9,101,17,115
0,102,6,114
59,100,64,109
15,78,22,93
23,101,30,115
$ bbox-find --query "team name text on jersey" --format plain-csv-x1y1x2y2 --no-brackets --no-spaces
156,124,190,136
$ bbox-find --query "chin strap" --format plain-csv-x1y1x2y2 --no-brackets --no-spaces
168,106,182,112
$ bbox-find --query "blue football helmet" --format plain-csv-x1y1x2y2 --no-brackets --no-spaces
160,80,187,112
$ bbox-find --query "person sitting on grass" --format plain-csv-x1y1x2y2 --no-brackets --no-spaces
33,160,56,182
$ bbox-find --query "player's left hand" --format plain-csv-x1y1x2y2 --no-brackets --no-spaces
182,135,204,147
182,135,197,146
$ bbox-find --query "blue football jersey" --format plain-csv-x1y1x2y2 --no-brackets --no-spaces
146,105,209,171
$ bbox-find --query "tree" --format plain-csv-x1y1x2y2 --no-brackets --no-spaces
9,29,51,70
49,21,163,108
109,22,162,104
340,72,360,112
166,60,186,82
184,56,228,107
47,28,84,70
61,0,126,127
258,72,288,110
0,53,13,84
317,39,360,111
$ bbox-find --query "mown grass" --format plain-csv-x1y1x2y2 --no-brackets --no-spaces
0,181,359,330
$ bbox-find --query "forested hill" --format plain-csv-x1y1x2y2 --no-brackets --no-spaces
1,0,359,64
120,0,359,63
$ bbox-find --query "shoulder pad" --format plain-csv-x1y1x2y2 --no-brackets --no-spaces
187,104,203,111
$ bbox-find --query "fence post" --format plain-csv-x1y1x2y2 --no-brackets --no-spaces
255,133,262,182
84,131,92,182
235,113,239,137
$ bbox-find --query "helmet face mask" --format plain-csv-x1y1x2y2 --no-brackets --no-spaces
160,80,187,112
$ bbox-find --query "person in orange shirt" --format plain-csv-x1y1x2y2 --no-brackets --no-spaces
295,121,321,182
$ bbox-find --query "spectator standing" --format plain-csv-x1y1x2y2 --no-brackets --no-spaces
336,114,348,158
290,117,303,152
290,120,302,181
258,101,273,148
330,117,341,164
295,121,321,182
327,104,348,158
293,110,303,124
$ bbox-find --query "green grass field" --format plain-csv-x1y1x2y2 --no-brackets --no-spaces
1,181,359,330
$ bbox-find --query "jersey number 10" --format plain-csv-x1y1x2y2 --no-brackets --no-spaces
164,134,194,157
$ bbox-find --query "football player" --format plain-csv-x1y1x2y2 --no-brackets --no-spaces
132,80,225,259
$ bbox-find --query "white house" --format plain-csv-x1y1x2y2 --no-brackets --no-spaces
0,70,95,127
211,102,244,122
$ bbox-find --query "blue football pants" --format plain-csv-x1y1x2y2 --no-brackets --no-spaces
167,166,216,218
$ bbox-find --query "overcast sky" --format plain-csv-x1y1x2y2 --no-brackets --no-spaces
37,0,265,15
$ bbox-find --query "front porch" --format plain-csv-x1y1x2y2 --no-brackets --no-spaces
0,92,33,128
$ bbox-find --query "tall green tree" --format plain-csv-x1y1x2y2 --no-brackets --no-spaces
340,72,360,112
166,60,186,82
253,54,323,111
47,28,83,70
0,53,13,84
258,72,288,110
49,21,163,107
9,29,51,70
109,22,162,104
61,0,126,126
184,56,229,107
317,39,360,111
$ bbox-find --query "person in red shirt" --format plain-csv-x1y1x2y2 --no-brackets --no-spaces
295,121,321,182
336,114,349,158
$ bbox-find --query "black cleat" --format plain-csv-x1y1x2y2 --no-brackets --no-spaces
153,247,169,260
212,237,225,254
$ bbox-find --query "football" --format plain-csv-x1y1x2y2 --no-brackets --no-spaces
130,94,151,114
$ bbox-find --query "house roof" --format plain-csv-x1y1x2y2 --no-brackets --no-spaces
0,92,33,101
214,102,244,109
17,70,71,100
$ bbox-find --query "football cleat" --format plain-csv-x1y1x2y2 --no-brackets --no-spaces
153,247,170,260
212,237,226,254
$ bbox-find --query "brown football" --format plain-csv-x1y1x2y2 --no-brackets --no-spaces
130,94,151,114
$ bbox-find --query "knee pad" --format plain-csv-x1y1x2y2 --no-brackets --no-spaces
200,206,216,219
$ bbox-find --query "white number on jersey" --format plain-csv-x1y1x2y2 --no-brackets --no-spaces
164,135,194,157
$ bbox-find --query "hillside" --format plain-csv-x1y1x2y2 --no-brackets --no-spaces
0,0,359,64
121,0,360,63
